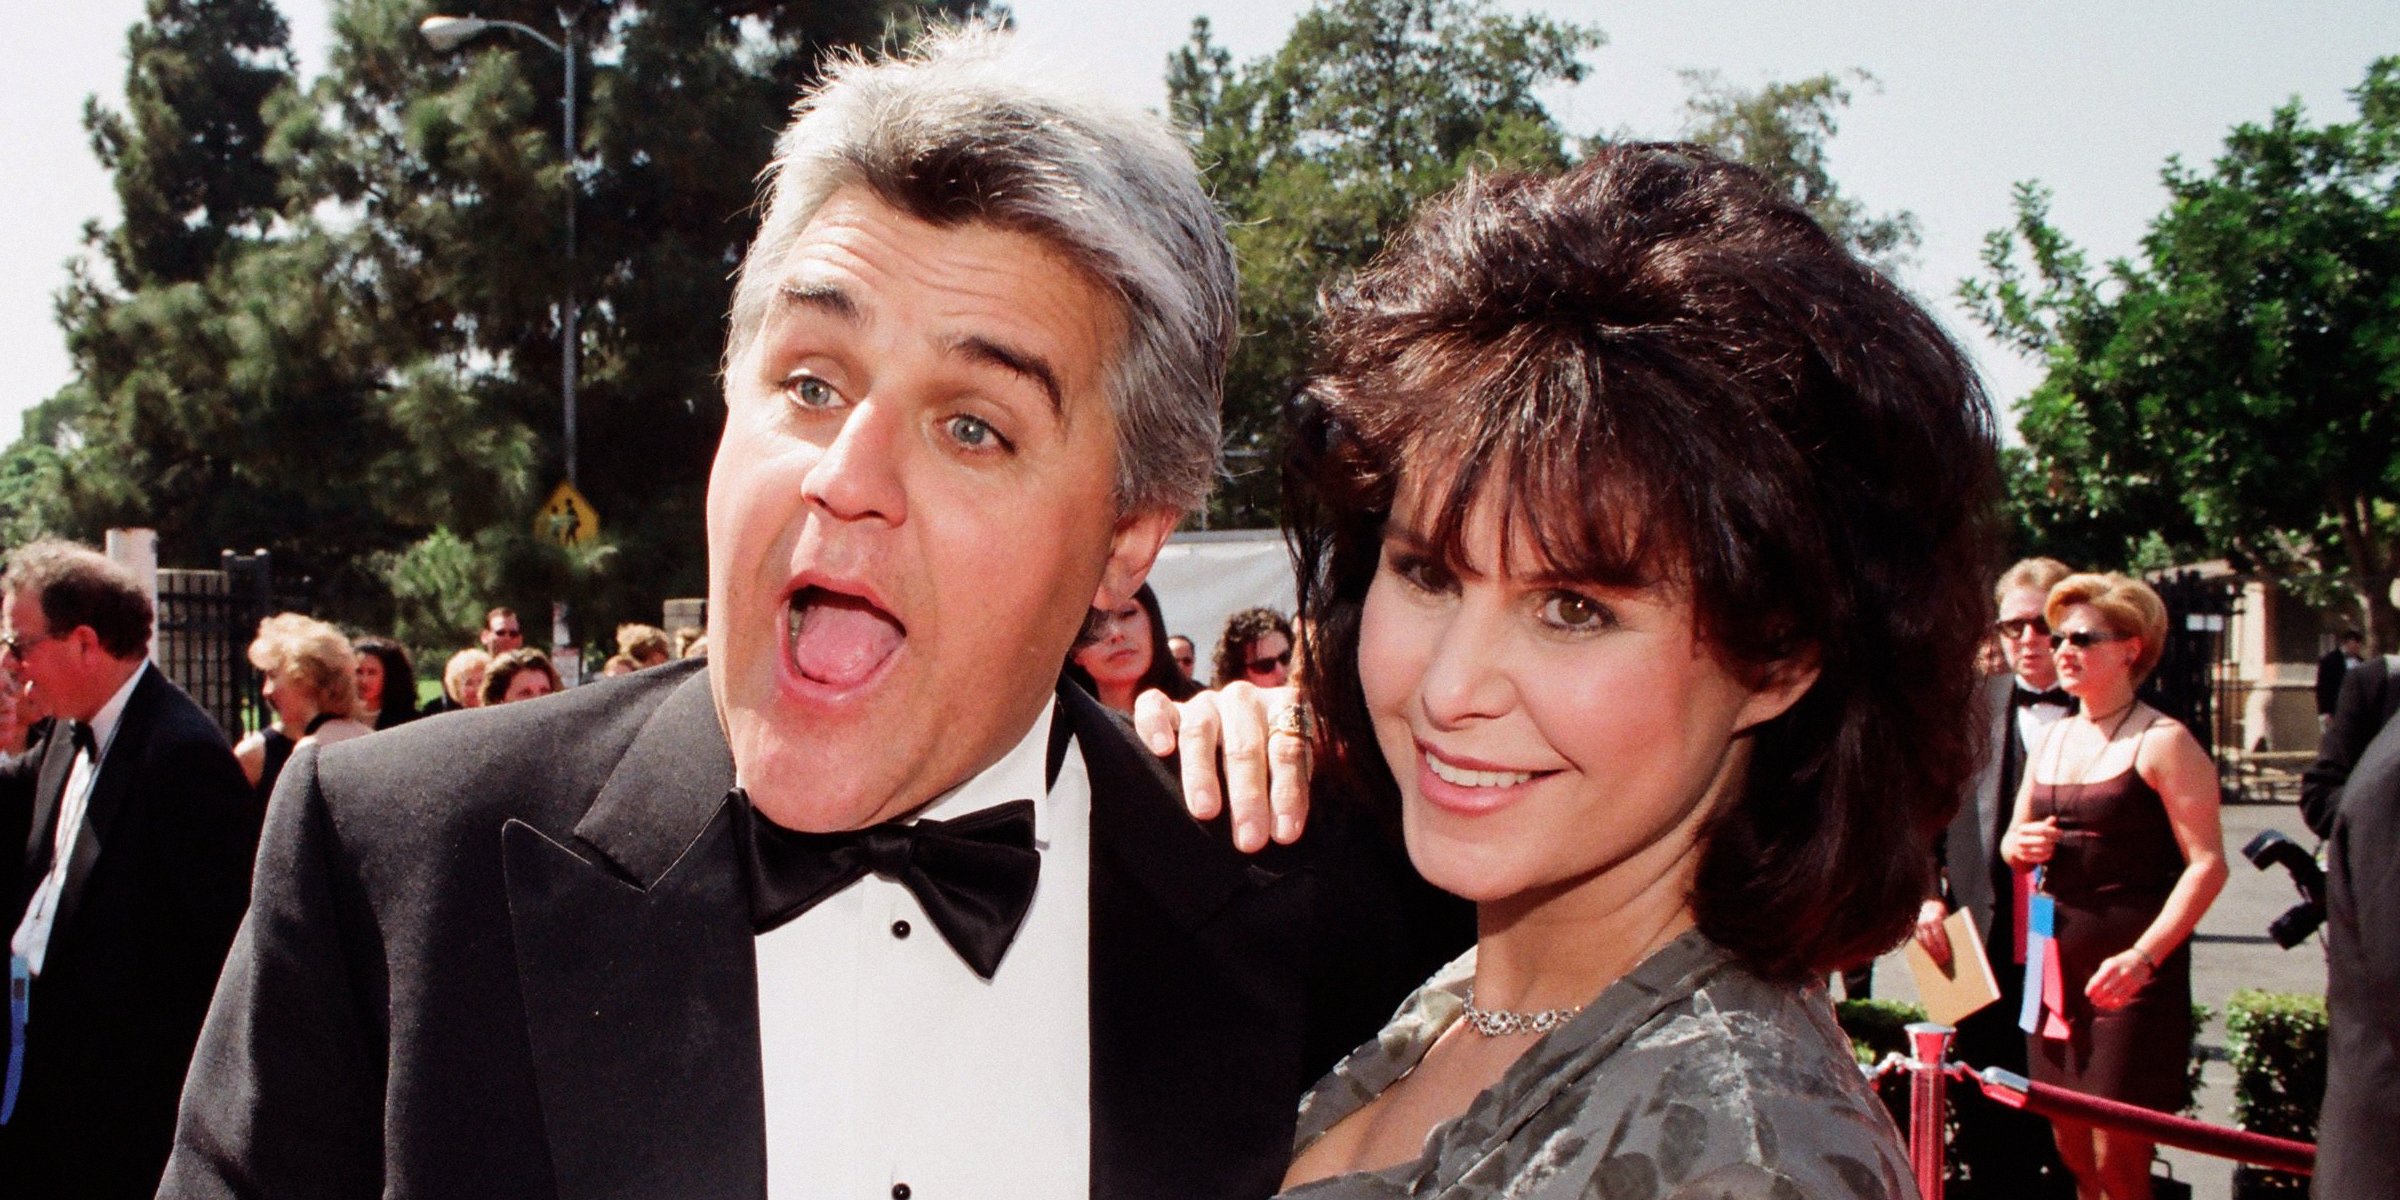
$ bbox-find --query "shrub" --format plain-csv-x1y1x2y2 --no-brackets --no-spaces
1836,997,1927,1065
2223,990,2325,1197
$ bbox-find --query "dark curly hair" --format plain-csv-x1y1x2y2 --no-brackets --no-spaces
1210,606,1294,689
1289,146,2000,983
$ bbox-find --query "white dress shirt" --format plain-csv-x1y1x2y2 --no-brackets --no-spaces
756,705,1092,1200
11,662,147,977
2013,680,2072,762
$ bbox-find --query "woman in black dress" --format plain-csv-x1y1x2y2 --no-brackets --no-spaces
2003,572,2225,1200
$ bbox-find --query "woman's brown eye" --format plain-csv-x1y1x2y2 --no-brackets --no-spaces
1545,592,1612,631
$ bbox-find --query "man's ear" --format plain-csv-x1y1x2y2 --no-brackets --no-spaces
1092,507,1181,612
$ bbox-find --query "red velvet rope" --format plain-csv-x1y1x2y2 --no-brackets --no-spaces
1965,1068,2315,1177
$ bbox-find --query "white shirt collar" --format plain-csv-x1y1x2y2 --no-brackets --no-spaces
86,659,148,755
913,701,1056,844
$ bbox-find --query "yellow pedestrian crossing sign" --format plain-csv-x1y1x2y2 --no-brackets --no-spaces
536,481,601,547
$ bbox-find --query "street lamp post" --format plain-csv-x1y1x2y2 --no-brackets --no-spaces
419,10,581,491
423,10,590,675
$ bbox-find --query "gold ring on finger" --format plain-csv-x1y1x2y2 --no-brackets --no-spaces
1268,702,1316,741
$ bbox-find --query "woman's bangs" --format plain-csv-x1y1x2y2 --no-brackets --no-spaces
1404,340,1684,592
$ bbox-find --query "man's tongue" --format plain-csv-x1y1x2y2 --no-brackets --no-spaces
787,591,904,688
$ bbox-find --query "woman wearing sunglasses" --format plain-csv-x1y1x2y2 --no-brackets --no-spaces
2002,572,2225,1200
1213,607,1296,689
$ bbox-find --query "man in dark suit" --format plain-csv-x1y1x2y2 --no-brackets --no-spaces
1919,556,2076,1197
2316,631,2364,727
0,540,255,1199
2303,648,2399,837
164,28,1457,1200
2314,666,2400,1196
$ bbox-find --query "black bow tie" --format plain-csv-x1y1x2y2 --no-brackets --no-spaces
733,792,1041,980
67,721,95,759
2015,686,2075,711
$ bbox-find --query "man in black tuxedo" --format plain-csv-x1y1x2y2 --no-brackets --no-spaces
2315,630,2364,728
2314,662,2400,1196
2302,646,2398,837
0,540,255,1199
164,27,1457,1200
1918,556,2076,1197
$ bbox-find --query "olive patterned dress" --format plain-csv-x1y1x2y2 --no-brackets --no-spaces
1280,931,1915,1200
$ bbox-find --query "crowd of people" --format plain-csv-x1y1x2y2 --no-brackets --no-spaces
0,23,2375,1200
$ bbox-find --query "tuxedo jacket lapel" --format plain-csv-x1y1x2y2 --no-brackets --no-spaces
502,670,765,1200
43,668,165,949
1074,685,1312,1200
18,729,76,890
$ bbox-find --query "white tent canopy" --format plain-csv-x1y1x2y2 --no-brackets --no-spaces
1145,529,1296,686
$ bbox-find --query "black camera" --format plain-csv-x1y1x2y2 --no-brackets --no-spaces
2242,829,2325,949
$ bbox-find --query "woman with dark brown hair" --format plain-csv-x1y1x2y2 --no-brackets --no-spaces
1243,146,1999,1197
351,636,420,730
1068,582,1201,713
481,648,564,705
1213,606,1296,690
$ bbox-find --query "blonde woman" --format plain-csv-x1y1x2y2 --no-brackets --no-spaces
236,613,374,801
2002,572,2226,1200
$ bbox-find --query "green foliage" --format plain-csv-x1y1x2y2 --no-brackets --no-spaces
2184,1001,2214,1117
1965,59,2400,649
20,0,979,643
1168,0,1601,525
1679,70,1920,269
85,0,293,289
2222,989,2324,1193
2224,989,2324,1194
1172,2,1914,527
1834,997,1927,1064
375,525,499,654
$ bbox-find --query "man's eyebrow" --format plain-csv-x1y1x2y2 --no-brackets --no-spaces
951,335,1064,416
773,282,861,323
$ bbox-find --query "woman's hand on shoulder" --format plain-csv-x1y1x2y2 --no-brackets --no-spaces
1133,682,1313,854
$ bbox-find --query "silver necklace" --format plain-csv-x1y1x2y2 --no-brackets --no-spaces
1459,989,1582,1037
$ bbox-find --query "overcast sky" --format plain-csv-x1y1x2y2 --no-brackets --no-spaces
7,1,2397,444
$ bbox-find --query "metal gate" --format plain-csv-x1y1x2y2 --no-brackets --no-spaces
153,551,281,742
2143,568,2241,757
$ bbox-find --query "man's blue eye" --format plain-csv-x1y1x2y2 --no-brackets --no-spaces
786,376,837,408
949,415,994,447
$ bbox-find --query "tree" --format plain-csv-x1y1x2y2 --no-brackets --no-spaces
1679,69,1919,269
1965,59,2400,648
86,0,293,290
1168,0,1602,525
23,0,981,658
1169,2,1914,527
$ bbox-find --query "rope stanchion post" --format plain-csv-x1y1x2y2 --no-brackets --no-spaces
1903,1022,1955,1200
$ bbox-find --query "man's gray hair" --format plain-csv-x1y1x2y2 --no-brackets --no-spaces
728,25,1235,515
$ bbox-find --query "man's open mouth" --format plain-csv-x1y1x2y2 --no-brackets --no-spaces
784,586,906,689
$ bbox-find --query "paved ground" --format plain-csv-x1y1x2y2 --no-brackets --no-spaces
1865,796,2327,1197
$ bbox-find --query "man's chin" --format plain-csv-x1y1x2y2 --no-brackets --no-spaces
741,773,910,833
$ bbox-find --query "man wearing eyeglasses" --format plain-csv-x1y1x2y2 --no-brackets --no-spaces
0,540,253,1200
478,606,525,656
1916,554,2077,1197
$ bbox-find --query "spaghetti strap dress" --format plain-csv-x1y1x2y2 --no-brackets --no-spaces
2025,723,2193,1113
